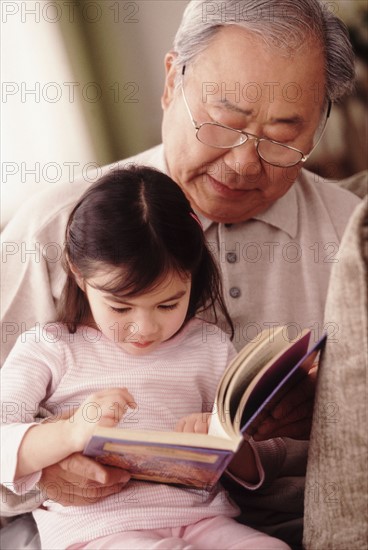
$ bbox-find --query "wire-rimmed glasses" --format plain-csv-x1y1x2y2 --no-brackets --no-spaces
181,74,331,168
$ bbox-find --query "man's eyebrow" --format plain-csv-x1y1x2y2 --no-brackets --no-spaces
216,99,255,117
215,99,305,125
102,290,187,305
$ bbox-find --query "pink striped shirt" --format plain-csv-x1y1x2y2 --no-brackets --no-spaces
1,319,244,549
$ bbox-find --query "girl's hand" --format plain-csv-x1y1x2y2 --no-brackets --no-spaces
14,388,136,481
175,412,211,434
68,388,136,452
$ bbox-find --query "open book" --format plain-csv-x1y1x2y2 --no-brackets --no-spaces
83,328,326,488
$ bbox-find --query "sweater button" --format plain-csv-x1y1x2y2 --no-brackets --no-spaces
226,252,237,264
229,287,241,298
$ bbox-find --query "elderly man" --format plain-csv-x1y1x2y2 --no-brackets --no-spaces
1,0,361,547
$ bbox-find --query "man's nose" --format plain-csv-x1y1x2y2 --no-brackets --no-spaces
222,140,262,180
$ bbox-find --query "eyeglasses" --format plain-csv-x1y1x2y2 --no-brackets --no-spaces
181,76,331,168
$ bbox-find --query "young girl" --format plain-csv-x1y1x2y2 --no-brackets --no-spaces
1,167,289,550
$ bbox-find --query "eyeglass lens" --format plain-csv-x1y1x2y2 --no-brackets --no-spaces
196,124,303,166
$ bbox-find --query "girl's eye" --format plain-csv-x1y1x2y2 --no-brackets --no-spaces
109,306,130,314
158,303,178,311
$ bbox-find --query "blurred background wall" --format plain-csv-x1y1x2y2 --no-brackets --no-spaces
1,0,367,228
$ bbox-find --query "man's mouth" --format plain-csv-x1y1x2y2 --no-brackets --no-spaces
206,174,254,198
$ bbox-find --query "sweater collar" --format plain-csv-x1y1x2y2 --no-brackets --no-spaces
196,181,299,239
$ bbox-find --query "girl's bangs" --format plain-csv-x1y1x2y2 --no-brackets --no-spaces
87,257,191,299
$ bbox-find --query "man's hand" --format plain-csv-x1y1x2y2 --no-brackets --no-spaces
38,452,131,506
251,365,318,441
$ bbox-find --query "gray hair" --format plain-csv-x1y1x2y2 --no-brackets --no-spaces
172,0,355,102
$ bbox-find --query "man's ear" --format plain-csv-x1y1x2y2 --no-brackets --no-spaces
161,51,178,109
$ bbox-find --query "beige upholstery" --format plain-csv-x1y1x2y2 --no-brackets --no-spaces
335,169,367,199
303,197,368,549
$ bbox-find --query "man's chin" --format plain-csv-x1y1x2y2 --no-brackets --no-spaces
194,196,266,225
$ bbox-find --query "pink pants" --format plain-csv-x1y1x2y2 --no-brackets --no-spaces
69,515,290,549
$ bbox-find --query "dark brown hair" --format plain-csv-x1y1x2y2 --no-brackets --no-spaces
57,166,234,338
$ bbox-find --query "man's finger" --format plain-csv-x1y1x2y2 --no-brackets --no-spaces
59,453,109,483
271,375,316,420
59,453,130,485
255,398,313,436
253,417,312,441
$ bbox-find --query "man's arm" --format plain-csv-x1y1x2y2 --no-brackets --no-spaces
1,195,70,365
1,455,131,513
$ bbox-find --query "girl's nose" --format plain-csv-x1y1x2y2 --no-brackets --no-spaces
136,313,158,339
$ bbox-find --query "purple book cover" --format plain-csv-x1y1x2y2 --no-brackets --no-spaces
84,436,233,489
241,334,327,436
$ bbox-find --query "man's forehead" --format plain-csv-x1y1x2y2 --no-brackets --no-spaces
190,25,325,92
211,97,306,123
189,60,325,116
